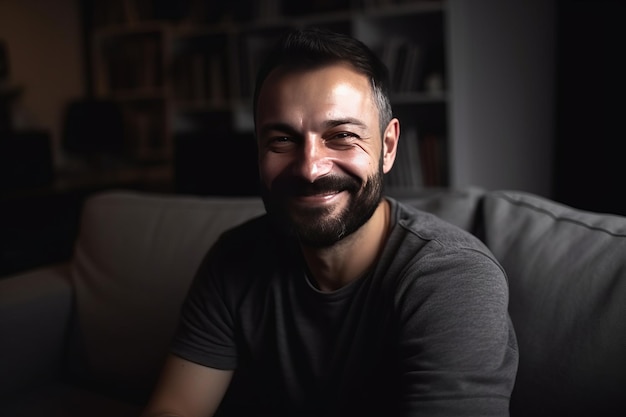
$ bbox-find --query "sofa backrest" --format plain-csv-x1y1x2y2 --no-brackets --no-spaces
69,191,266,400
390,186,485,232
480,190,626,417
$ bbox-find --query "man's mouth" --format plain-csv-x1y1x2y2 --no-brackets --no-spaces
266,174,361,209
285,176,358,195
290,189,344,205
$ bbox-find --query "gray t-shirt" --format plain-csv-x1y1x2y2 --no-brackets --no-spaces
172,197,518,416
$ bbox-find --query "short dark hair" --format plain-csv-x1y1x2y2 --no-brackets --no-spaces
253,27,393,135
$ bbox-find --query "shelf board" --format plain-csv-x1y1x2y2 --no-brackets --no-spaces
101,88,167,102
93,21,167,38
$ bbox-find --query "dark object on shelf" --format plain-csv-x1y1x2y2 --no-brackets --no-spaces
61,99,125,157
0,189,83,277
0,84,23,133
175,131,260,197
0,38,22,132
0,39,9,80
0,130,54,191
152,0,191,20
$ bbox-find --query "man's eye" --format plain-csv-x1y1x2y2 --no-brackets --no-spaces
329,132,359,141
270,136,294,145
266,136,295,152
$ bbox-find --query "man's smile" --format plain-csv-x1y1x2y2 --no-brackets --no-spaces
289,190,345,206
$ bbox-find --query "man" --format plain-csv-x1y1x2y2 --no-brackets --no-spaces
142,27,518,417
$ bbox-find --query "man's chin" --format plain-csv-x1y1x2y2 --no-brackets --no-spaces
263,201,340,244
289,217,347,248
280,201,328,226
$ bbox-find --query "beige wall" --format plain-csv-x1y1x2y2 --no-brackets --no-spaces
0,0,85,166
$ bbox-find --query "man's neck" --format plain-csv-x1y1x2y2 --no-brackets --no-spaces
300,198,391,292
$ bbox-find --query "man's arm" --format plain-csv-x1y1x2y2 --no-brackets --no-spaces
141,354,234,417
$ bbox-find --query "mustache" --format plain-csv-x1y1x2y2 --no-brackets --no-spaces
270,174,361,197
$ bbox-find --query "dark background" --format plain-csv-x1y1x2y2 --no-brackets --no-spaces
553,0,626,216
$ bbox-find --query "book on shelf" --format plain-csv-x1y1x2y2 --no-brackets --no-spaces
187,53,208,101
256,0,281,21
121,104,167,161
399,43,422,92
418,132,446,187
123,0,154,23
102,35,162,93
386,125,423,190
91,0,127,27
170,55,190,100
171,51,227,104
386,129,447,189
91,0,157,27
207,55,226,104
378,37,424,94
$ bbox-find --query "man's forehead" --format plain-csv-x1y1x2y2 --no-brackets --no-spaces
255,62,379,131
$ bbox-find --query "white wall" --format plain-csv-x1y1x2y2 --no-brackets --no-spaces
447,0,556,197
0,0,85,166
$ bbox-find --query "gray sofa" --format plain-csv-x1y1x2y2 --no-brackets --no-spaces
1,187,624,416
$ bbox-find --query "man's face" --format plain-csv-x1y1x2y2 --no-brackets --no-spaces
255,63,395,248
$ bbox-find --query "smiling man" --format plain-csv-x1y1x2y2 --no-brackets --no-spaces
141,28,518,417
255,60,397,291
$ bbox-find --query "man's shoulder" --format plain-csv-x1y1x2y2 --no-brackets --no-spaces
388,197,475,241
386,196,498,265
381,198,507,301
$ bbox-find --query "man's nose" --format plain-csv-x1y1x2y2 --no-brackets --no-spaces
294,137,333,183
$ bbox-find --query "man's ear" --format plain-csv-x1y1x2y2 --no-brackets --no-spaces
382,118,400,174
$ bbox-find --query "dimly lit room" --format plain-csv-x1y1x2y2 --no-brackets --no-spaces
1,0,625,416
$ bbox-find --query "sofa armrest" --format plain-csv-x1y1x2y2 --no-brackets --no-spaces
0,263,74,398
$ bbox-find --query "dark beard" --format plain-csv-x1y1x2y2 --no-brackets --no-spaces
261,163,385,248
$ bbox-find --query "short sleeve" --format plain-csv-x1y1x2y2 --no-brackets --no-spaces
170,240,239,370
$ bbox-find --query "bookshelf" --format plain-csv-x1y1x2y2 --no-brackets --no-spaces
87,0,450,190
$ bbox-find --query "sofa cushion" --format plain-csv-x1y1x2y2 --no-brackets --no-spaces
391,186,485,232
0,381,141,417
0,264,73,399
70,191,266,400
481,190,626,416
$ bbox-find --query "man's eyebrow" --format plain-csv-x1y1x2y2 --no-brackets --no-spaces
258,122,300,137
258,118,368,137
323,118,368,130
